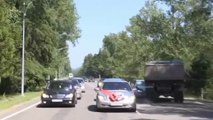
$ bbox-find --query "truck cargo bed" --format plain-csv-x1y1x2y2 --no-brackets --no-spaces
144,61,184,81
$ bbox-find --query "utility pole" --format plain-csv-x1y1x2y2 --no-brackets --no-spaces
21,2,32,96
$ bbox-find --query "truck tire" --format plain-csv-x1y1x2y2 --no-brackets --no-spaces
178,91,184,103
174,92,179,103
174,91,183,103
152,91,159,103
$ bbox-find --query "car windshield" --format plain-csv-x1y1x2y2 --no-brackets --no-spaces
77,79,84,83
102,82,131,91
136,80,145,86
49,82,72,90
70,80,81,87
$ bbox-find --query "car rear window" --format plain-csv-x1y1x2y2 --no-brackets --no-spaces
136,80,145,86
102,82,131,91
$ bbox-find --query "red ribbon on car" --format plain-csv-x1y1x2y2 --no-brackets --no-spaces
100,90,122,102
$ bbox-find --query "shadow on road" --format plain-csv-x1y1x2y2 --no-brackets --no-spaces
87,105,97,112
36,104,75,108
136,98,213,119
131,118,156,120
136,97,172,104
88,105,135,113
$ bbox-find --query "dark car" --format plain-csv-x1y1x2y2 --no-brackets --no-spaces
41,80,77,107
132,80,146,98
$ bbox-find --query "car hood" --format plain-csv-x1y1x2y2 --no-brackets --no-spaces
98,90,134,102
98,90,134,97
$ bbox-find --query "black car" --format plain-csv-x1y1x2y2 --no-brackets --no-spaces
41,80,77,107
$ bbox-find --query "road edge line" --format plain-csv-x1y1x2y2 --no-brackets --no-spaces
1,101,40,120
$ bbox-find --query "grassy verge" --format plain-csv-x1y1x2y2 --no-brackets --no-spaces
0,91,41,110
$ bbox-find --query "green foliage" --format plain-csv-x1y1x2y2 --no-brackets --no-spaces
80,0,213,98
0,0,80,95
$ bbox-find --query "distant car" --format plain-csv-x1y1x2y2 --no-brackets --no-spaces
68,79,83,99
88,77,95,82
82,76,89,82
95,78,136,112
41,80,77,107
71,77,86,93
69,73,74,78
133,80,146,98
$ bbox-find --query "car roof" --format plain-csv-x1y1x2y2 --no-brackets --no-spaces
51,80,72,84
135,79,144,81
103,78,127,83
71,77,84,80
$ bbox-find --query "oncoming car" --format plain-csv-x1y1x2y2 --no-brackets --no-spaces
95,78,136,112
133,79,146,98
71,77,86,93
68,79,83,99
41,80,77,107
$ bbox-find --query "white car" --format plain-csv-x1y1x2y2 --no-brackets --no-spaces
68,79,82,99
71,77,86,93
95,78,136,112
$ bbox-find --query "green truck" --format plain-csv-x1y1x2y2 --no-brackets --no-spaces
144,61,185,103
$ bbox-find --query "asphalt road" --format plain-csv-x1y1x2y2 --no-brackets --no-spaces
0,82,213,120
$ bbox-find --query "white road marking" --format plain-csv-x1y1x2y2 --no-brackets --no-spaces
136,110,141,115
1,101,40,120
194,101,204,105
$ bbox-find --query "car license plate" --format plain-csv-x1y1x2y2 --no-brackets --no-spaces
110,103,123,106
52,99,63,102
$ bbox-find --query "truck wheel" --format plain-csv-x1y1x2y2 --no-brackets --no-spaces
174,91,183,103
152,91,158,103
178,91,184,103
174,92,179,103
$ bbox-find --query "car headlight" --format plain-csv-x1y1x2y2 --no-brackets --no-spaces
98,95,107,101
65,93,73,98
137,90,142,92
128,96,136,101
42,93,49,98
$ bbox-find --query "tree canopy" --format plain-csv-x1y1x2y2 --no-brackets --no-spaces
80,0,213,97
0,0,80,94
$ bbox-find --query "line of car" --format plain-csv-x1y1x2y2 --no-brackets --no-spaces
41,77,86,107
40,77,144,112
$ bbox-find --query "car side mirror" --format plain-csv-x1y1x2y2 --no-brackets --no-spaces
132,88,137,91
94,87,100,92
74,86,78,89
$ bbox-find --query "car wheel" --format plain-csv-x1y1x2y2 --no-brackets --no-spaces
130,103,137,112
96,98,102,112
74,95,78,104
78,94,82,100
77,93,82,100
130,107,136,112
71,102,76,107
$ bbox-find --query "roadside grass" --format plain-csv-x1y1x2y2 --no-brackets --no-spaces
184,93,213,102
0,91,41,110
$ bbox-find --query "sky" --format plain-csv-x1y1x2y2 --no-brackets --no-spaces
68,0,146,69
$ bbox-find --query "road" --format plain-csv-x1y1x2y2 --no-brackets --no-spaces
0,82,213,120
